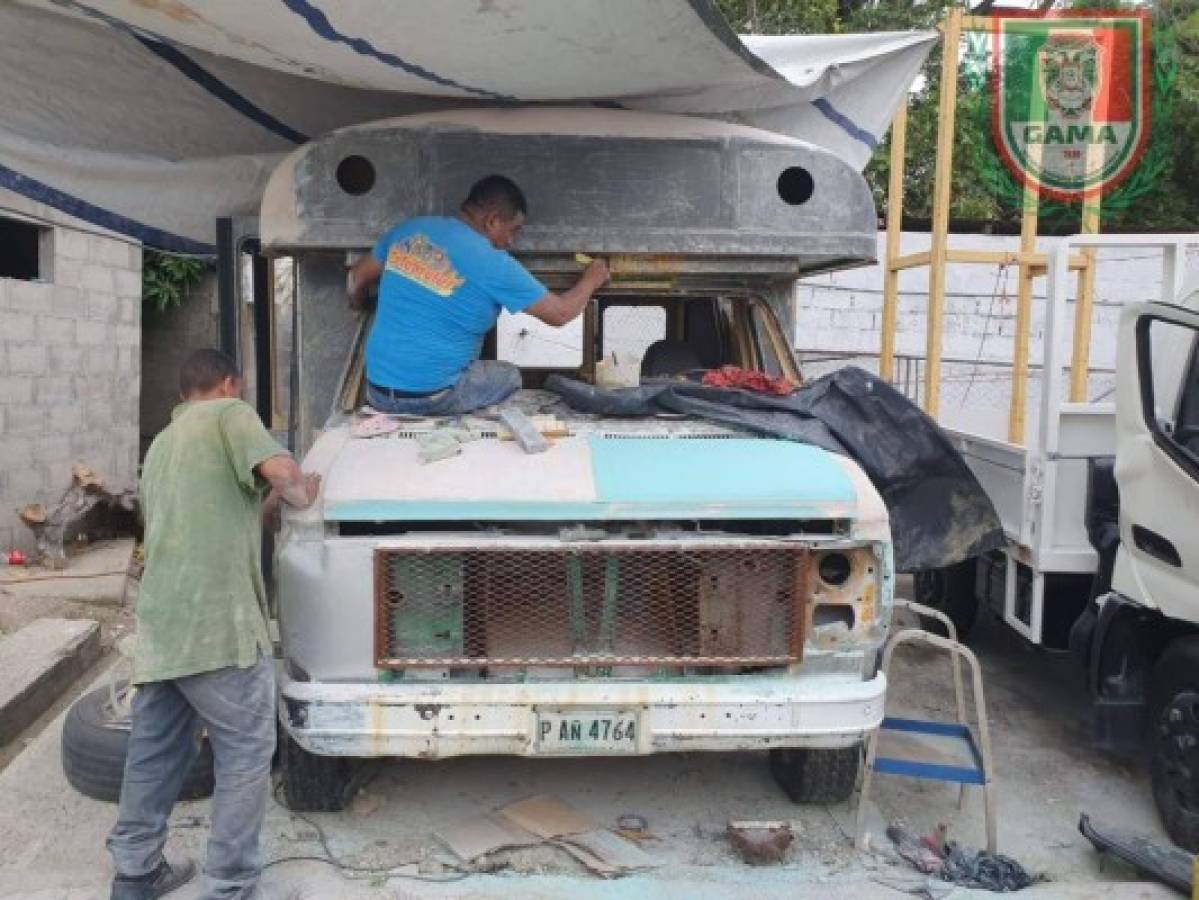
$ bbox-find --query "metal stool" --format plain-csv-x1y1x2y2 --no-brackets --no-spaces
855,599,997,852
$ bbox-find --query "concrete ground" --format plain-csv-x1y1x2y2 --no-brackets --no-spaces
0,581,1180,899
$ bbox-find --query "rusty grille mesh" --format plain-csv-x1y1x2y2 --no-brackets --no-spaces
375,546,808,668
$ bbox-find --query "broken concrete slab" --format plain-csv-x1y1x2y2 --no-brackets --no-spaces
0,618,100,744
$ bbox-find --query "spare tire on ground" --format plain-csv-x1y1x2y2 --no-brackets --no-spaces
61,682,215,803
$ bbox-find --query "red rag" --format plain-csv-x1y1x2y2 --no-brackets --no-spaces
701,365,797,396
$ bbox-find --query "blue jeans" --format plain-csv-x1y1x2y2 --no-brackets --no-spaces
366,360,521,415
107,653,276,900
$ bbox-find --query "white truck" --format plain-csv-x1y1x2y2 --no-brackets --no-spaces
261,108,896,811
913,234,1199,850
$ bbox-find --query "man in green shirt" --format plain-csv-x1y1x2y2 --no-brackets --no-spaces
108,349,319,900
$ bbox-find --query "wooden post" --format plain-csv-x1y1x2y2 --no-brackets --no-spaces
924,7,963,418
880,101,908,384
1070,198,1101,402
1008,201,1039,444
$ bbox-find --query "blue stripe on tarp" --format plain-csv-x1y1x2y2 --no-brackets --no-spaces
280,0,516,101
812,98,879,151
132,36,309,144
49,0,307,144
881,717,973,738
0,163,214,255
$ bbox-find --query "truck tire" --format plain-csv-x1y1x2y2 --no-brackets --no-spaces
61,684,215,803
278,728,354,812
769,746,860,804
1149,640,1199,852
913,559,979,640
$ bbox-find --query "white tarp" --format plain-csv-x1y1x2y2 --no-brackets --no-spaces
2,0,934,253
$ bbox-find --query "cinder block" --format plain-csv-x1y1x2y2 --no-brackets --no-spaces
113,269,142,299
47,286,85,318
3,462,44,498
36,316,74,344
0,376,33,405
2,282,51,314
47,405,82,432
7,344,48,375
48,345,85,371
35,375,74,405
0,619,101,744
75,320,108,346
84,346,118,374
82,401,115,431
55,229,90,261
53,258,83,290
80,264,115,295
3,312,35,342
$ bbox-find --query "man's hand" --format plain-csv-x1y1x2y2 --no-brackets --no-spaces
582,258,610,290
347,255,383,312
258,455,321,510
525,257,611,327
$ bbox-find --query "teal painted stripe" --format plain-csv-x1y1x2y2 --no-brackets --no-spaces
588,437,857,507
324,498,856,522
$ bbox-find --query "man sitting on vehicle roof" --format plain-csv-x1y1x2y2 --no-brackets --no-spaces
348,174,610,415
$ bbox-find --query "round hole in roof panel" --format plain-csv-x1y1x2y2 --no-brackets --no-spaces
336,155,376,196
777,166,814,206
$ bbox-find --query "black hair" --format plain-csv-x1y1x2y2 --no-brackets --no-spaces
461,174,528,220
179,348,240,397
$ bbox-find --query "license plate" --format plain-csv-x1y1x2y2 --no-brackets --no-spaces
536,710,639,753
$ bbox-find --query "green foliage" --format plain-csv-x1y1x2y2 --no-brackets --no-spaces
715,0,1199,231
142,250,208,313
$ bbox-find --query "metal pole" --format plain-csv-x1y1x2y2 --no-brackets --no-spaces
881,102,909,384
924,8,963,418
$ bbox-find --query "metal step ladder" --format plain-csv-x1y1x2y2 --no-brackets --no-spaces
855,599,997,852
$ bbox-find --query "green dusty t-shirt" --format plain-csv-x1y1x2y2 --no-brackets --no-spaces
134,398,286,683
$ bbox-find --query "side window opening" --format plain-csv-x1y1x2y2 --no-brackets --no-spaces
0,216,52,282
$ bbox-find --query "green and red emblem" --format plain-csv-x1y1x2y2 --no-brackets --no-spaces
991,11,1151,202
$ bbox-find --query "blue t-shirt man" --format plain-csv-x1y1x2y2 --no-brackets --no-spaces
349,175,609,416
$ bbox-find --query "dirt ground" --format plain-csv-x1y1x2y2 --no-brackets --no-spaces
0,579,1181,899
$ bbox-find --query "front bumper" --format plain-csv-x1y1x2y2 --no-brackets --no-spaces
278,671,887,758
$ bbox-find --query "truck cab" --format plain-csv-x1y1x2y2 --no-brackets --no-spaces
260,107,893,811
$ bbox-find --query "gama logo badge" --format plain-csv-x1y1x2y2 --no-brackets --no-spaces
991,11,1151,202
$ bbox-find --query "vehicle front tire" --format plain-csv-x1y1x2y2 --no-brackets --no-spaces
278,728,354,812
769,746,860,804
913,559,979,640
61,683,215,803
1149,640,1199,852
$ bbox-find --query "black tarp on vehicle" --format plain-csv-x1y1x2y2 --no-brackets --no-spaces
545,367,1004,573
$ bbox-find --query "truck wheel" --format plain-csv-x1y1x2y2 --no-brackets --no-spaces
61,684,215,803
278,728,354,812
1149,641,1199,851
913,559,979,640
769,746,860,804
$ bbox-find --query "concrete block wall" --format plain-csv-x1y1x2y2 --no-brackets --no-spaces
0,189,141,555
796,232,1199,438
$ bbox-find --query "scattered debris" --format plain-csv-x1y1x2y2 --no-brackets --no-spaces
5,550,26,567
351,413,402,439
887,823,1038,892
872,873,958,899
435,794,658,878
1079,812,1194,894
727,820,795,866
18,465,139,568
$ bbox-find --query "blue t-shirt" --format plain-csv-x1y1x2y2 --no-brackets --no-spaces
365,216,547,392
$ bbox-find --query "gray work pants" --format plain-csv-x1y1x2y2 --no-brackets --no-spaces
107,653,276,899
365,359,522,415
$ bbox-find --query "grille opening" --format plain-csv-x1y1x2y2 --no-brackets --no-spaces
340,518,850,537
375,546,810,669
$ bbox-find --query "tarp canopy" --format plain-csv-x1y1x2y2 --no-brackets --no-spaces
2,1,935,254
